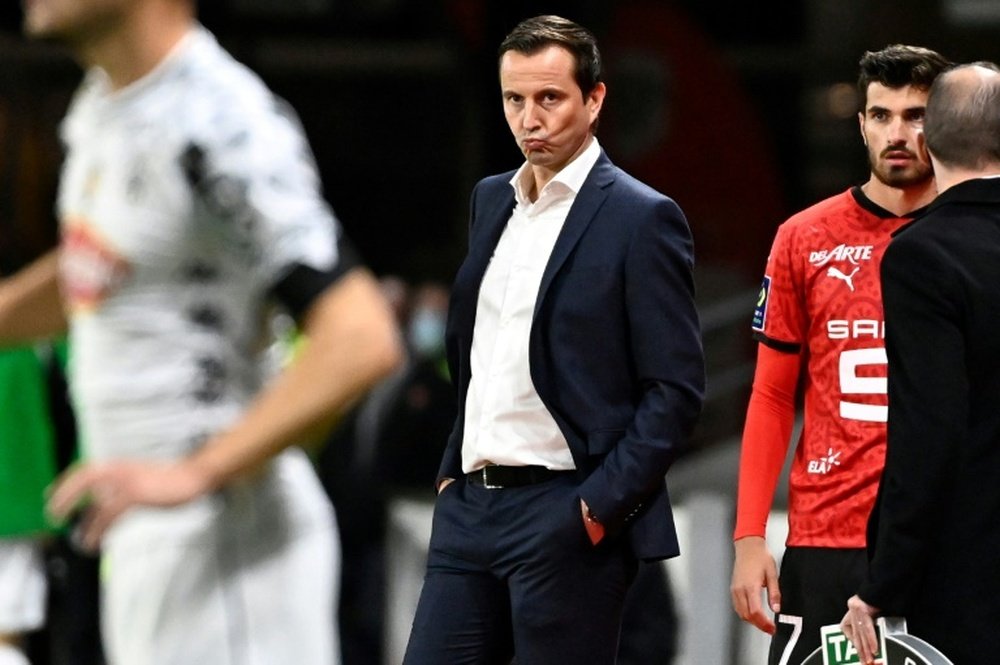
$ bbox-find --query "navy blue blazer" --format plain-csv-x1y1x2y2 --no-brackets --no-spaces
438,151,705,561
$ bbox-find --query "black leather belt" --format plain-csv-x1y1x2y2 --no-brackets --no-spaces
466,465,570,489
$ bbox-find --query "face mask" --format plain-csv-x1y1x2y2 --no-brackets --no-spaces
408,308,446,358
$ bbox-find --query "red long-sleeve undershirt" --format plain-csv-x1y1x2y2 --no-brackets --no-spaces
733,343,801,540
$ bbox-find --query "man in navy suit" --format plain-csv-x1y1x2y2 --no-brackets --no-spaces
402,15,705,665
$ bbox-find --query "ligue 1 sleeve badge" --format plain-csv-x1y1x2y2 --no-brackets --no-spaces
801,618,953,664
751,275,770,332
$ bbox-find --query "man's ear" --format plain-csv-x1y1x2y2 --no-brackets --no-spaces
588,81,607,119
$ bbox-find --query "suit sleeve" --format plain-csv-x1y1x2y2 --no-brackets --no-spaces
858,235,966,613
577,193,705,529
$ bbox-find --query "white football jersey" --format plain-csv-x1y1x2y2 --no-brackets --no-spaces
57,27,344,462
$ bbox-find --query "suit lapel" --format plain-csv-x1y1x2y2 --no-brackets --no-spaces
454,184,515,336
533,152,616,318
467,187,515,286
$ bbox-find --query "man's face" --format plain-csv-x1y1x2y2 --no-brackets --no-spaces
22,0,129,42
500,45,605,176
859,82,933,189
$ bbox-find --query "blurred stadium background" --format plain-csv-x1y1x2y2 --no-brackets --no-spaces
2,1,996,663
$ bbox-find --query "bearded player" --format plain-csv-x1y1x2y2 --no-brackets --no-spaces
730,45,951,665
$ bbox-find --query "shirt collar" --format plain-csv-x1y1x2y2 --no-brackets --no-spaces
509,137,602,206
85,24,205,107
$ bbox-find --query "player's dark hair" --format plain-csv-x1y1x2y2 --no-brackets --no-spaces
925,62,1000,169
498,15,602,97
857,45,952,106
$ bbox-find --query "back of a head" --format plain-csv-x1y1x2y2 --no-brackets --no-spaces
498,15,602,97
925,63,1000,170
857,44,952,104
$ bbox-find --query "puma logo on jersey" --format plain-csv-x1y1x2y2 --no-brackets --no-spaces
807,448,842,474
808,244,873,266
826,266,859,291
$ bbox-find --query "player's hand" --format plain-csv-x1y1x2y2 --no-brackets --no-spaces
46,459,212,552
840,595,880,665
580,498,605,545
730,535,781,634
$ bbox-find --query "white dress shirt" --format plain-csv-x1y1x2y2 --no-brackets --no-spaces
461,137,602,473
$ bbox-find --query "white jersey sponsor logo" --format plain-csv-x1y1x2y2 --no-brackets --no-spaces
60,220,131,311
808,244,873,267
826,319,885,339
807,447,842,474
826,266,859,291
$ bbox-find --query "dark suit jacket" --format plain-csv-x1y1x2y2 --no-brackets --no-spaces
437,151,705,561
861,178,1000,661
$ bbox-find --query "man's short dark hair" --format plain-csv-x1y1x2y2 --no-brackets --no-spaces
857,44,952,106
925,62,1000,169
498,15,601,97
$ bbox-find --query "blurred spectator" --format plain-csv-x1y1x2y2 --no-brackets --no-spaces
321,276,455,665
382,282,454,490
406,283,448,361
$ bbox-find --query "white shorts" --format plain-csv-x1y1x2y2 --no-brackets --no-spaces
0,539,46,634
100,451,341,665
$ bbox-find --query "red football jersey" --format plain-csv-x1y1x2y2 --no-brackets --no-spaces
752,187,914,547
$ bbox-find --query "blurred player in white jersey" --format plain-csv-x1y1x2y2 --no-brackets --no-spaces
0,1,404,663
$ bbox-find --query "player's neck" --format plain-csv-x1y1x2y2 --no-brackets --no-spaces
76,8,193,91
861,176,937,217
934,164,1000,194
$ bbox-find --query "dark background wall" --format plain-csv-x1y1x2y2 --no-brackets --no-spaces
3,1,997,282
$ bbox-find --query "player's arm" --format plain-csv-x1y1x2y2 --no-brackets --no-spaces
730,342,800,634
47,266,404,549
186,265,403,485
0,249,67,345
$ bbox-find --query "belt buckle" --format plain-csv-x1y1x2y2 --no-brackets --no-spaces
481,466,503,489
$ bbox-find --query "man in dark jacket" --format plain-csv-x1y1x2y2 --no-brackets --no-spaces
842,62,1000,665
